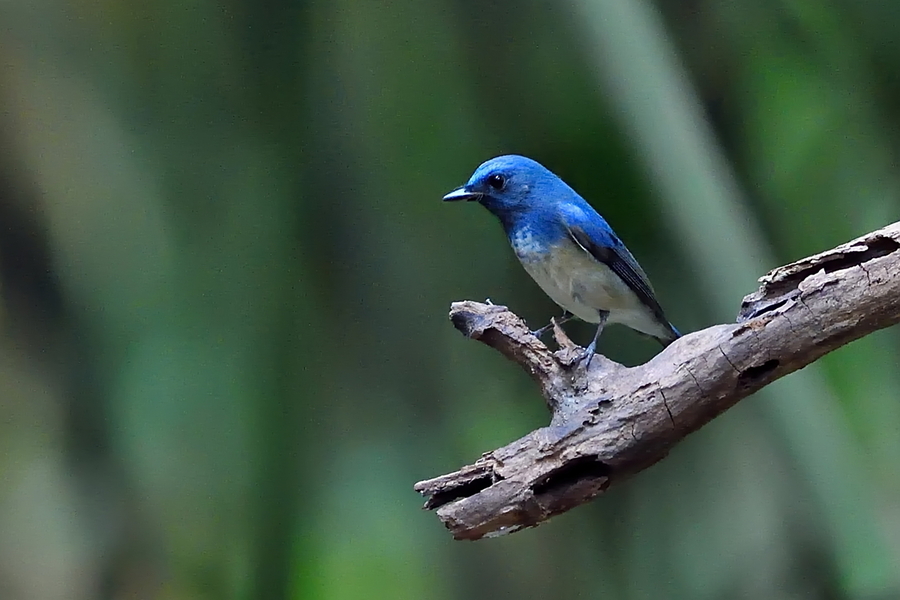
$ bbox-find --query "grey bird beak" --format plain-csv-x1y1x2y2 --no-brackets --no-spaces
442,185,482,202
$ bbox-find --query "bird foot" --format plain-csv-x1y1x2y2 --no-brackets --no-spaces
574,341,597,369
530,322,553,338
531,312,574,339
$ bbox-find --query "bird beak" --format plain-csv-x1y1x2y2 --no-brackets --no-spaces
442,185,482,202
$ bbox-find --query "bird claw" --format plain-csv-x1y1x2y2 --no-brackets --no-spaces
531,312,573,339
572,312,606,369
575,341,597,369
530,323,553,338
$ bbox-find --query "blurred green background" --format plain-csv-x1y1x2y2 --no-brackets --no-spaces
2,0,900,598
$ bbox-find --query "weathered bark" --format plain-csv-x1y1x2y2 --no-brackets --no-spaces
415,222,900,540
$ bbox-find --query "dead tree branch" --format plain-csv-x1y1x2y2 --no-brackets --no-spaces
415,222,900,540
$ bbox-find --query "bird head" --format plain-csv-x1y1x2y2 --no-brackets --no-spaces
443,155,564,224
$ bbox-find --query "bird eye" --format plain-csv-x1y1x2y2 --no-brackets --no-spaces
486,174,506,190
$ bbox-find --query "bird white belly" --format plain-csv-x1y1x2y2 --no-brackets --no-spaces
513,238,665,337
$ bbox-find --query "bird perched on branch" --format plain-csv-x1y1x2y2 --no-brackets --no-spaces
444,155,679,364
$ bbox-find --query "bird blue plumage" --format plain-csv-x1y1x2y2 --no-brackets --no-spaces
444,155,679,363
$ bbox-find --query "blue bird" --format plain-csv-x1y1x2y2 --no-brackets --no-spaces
444,155,679,363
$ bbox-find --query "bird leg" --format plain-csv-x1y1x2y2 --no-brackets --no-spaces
530,311,574,338
577,310,610,368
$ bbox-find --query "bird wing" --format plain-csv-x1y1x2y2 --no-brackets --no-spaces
561,206,672,331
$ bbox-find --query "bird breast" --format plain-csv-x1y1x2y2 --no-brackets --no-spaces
510,228,651,329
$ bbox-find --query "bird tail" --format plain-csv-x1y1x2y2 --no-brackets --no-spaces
655,323,681,348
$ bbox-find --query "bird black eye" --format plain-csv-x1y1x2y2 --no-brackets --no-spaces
486,173,506,190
